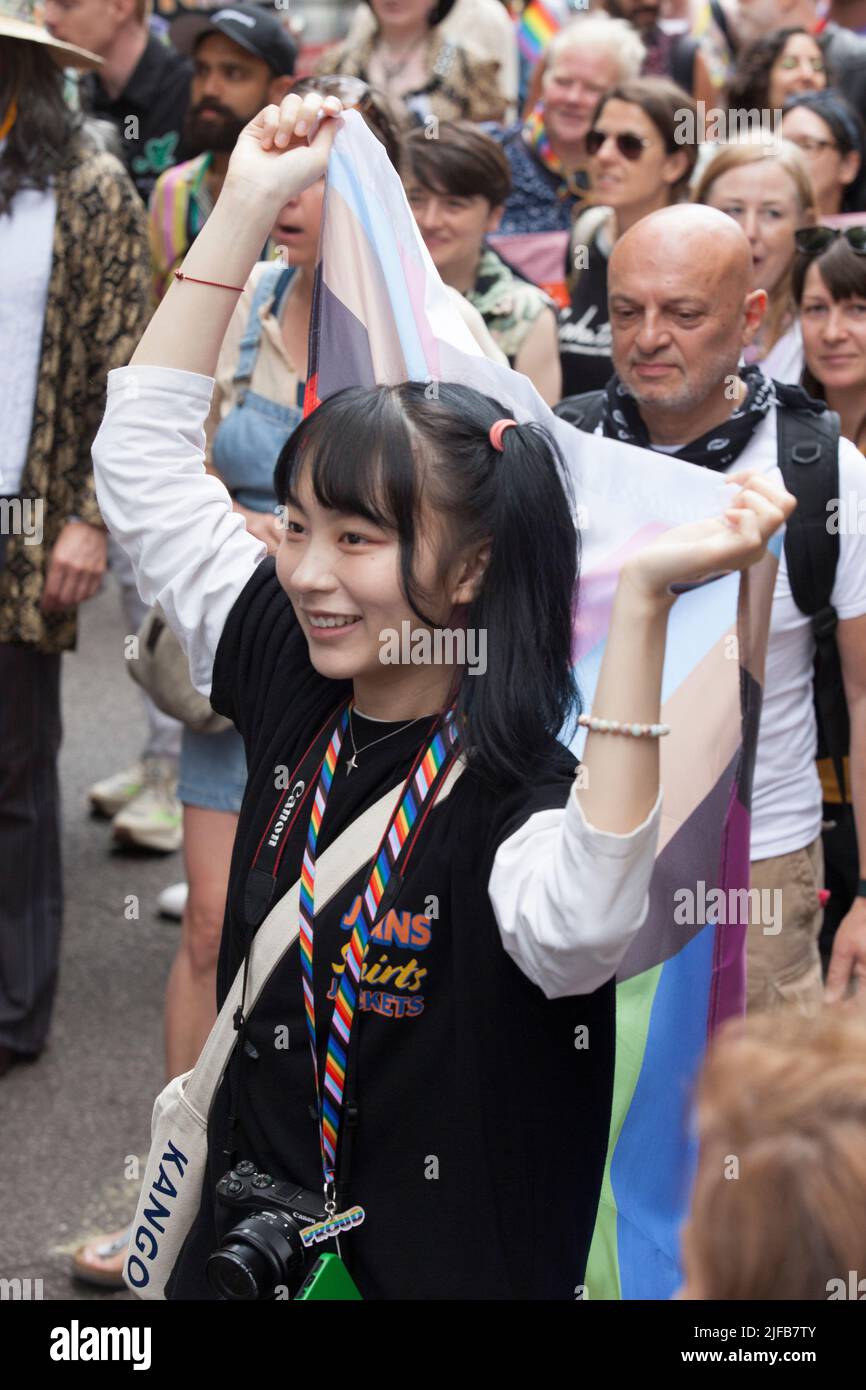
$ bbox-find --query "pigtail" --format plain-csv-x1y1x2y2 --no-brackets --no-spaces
456,420,581,788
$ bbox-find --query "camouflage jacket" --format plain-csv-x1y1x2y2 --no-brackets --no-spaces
467,245,555,366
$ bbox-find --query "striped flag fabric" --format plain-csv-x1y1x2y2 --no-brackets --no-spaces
515,0,562,63
305,111,780,1299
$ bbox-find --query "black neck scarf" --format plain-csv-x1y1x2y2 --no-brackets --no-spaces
598,365,828,471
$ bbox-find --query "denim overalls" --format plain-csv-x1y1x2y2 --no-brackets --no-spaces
211,262,305,514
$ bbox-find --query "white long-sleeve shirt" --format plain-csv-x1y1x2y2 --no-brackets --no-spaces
92,364,661,1000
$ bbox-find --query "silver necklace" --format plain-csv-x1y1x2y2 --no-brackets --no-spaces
345,707,425,775
378,33,427,84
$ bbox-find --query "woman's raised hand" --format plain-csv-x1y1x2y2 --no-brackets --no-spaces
226,91,345,206
620,472,797,606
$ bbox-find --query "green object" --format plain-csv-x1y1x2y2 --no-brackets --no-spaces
295,1254,362,1301
585,963,662,1300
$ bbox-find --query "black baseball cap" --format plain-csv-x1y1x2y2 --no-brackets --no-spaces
170,4,297,78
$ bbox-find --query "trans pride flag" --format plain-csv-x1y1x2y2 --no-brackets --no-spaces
305,111,779,1299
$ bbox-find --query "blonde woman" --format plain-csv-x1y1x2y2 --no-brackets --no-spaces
693,138,817,383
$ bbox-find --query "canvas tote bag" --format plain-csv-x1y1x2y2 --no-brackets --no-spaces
124,761,464,1298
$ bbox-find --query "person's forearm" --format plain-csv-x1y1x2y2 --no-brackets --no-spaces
131,176,277,376
575,571,673,835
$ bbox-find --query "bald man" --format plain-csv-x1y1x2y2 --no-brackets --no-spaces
557,203,866,1016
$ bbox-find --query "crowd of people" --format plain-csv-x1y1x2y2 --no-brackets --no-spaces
2,0,866,1303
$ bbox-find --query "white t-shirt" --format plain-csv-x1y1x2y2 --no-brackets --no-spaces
723,407,866,859
0,168,55,495
757,319,804,387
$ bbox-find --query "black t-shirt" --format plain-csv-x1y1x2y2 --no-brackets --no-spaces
166,560,615,1301
80,35,191,203
558,237,614,398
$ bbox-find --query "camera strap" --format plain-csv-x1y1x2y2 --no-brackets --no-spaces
300,706,460,1215
243,698,349,931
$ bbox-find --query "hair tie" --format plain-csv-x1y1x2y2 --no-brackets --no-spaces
489,418,518,452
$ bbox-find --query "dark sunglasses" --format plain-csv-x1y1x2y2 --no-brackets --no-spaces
585,128,650,160
794,225,866,257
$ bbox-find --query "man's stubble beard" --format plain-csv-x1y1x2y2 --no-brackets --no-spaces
618,343,743,416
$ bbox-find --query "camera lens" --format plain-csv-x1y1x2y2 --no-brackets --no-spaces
207,1211,306,1301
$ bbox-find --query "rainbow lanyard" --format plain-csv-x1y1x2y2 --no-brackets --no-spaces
298,704,458,1201
522,102,586,203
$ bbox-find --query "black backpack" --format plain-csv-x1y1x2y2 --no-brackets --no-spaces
554,390,849,802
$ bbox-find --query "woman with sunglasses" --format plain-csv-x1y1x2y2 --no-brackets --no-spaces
694,139,817,383
793,225,866,983
558,78,698,397
781,91,866,219
728,27,829,124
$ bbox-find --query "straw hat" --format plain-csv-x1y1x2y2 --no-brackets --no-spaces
0,0,102,69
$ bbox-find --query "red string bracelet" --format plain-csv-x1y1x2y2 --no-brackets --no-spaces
174,269,244,292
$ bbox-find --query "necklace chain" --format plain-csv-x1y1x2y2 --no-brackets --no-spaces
378,32,427,83
345,706,425,775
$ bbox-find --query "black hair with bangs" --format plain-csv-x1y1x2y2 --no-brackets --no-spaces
793,237,866,402
273,381,581,789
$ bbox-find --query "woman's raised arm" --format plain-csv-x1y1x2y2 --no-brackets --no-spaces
91,93,345,696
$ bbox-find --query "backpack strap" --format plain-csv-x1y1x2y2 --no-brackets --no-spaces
670,33,699,94
554,389,607,433
709,0,738,55
775,405,849,803
233,263,296,399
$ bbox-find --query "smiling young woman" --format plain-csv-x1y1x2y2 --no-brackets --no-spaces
91,90,792,1301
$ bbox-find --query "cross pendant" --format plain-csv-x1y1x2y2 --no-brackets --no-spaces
345,753,358,775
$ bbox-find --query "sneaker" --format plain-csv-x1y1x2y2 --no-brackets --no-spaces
157,881,188,920
88,762,145,819
112,757,183,853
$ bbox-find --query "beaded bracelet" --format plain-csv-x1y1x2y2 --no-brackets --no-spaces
578,714,670,738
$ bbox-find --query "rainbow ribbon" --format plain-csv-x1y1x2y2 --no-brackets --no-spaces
298,707,456,1189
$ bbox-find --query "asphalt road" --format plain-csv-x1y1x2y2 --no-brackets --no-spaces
1,580,186,1302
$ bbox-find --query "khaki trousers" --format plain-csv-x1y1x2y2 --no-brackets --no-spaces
746,837,825,1015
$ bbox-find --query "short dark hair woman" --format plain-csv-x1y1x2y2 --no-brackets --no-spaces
795,228,866,447
792,226,866,970
781,89,866,218
402,120,562,402
559,76,698,397
0,9,150,1072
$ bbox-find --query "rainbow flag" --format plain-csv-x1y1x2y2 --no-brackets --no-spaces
515,0,562,63
306,111,780,1299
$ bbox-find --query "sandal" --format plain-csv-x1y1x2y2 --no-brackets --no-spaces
71,1225,131,1289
